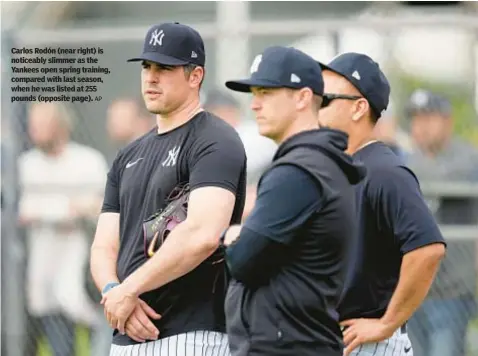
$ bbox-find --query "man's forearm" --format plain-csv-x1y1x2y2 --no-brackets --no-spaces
90,246,119,291
381,243,445,329
122,222,218,297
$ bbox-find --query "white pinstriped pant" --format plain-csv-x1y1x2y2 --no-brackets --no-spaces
109,330,231,356
350,327,413,356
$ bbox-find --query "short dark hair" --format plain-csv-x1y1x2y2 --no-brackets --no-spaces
312,95,323,112
369,109,379,124
184,64,204,90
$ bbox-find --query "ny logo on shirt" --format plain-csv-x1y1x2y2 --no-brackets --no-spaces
162,145,181,167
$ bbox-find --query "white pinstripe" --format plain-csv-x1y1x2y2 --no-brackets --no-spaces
350,328,413,356
109,331,230,356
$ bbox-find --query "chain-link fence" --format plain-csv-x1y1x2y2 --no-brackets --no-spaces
2,2,478,356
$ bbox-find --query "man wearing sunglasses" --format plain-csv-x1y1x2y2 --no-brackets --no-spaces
318,52,447,356
90,22,247,355
222,46,366,356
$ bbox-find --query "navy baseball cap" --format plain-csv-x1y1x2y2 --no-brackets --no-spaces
405,89,452,117
128,22,205,66
225,46,324,96
318,53,390,118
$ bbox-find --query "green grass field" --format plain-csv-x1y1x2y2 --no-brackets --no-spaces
37,326,90,356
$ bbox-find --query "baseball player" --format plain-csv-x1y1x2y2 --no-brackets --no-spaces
317,52,447,356
90,22,247,355
222,46,366,356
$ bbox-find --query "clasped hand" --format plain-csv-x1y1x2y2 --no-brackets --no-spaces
101,284,162,343
341,318,394,356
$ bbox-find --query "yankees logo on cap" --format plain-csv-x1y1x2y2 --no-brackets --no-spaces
225,46,324,96
127,22,205,66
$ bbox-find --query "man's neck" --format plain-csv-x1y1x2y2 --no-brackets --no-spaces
276,114,318,145
346,130,377,155
421,139,450,158
156,97,202,134
42,139,67,158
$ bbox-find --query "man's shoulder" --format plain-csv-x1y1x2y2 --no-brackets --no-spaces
192,111,245,152
198,111,243,140
364,162,420,203
19,147,40,162
451,139,478,164
355,142,403,166
115,129,155,159
67,142,105,160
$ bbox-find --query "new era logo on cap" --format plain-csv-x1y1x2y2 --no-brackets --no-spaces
127,22,205,67
290,73,301,83
225,46,323,96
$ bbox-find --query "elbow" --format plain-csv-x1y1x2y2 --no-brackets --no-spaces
227,261,262,286
188,224,222,256
225,247,258,285
90,243,118,264
227,261,249,284
201,237,221,255
90,241,103,256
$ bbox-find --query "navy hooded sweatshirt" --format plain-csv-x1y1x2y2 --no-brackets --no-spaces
224,128,366,356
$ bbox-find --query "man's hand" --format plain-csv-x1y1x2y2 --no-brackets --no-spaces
341,318,394,356
224,225,242,247
101,283,138,334
124,300,161,343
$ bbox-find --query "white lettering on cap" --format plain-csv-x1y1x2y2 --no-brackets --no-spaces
250,54,262,74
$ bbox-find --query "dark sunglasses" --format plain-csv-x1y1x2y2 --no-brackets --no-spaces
322,93,363,108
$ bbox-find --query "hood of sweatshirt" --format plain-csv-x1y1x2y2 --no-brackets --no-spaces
273,128,366,184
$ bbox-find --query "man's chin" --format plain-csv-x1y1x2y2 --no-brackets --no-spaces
258,127,274,141
145,105,163,115
37,142,57,154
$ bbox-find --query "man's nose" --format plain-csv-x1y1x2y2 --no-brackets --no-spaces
250,96,261,111
144,69,160,84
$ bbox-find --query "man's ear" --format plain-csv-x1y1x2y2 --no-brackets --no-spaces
351,98,370,122
296,88,314,111
189,66,204,89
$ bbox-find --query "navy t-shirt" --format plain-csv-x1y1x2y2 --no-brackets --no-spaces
101,111,247,345
338,142,446,320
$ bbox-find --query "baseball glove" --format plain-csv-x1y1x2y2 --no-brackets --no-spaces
142,183,225,265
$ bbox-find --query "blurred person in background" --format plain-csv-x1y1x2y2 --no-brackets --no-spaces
2,116,41,356
106,97,155,147
373,101,413,158
18,102,109,356
203,88,277,219
92,98,155,356
405,89,478,356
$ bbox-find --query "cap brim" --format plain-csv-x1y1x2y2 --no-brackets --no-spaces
127,52,189,66
225,79,283,93
317,61,347,79
318,60,369,98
